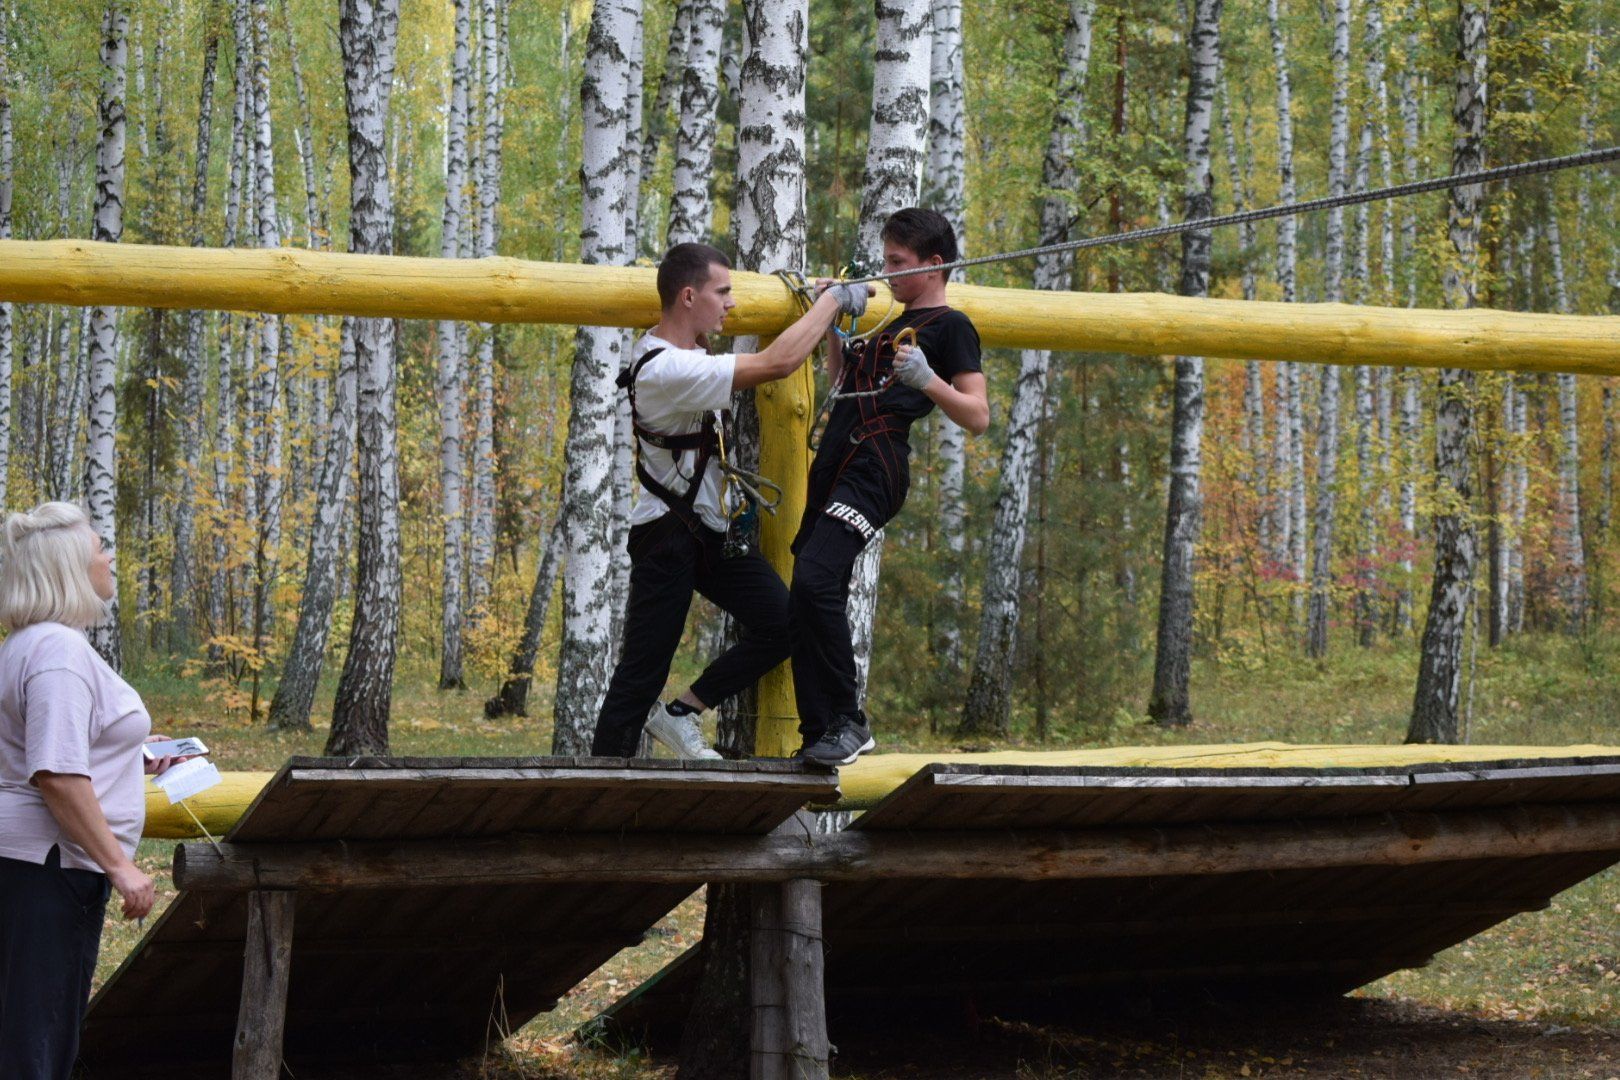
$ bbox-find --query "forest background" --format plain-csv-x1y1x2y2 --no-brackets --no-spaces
0,0,1617,759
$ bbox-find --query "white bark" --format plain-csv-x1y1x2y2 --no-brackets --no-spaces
328,0,401,756
609,13,646,661
1409,0,1485,745
1546,201,1588,629
250,0,284,669
87,2,128,668
554,0,642,756
1352,0,1385,647
1266,0,1304,590
847,0,932,703
281,0,323,249
436,0,473,690
1218,62,1265,553
172,17,220,647
959,0,1092,736
636,1,688,254
926,0,966,673
1305,0,1351,658
468,0,504,628
1149,0,1220,726
667,0,723,245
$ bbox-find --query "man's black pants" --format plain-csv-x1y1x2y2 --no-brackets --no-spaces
592,515,791,757
0,847,110,1080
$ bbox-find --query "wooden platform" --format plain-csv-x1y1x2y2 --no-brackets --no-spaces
78,757,839,1076
595,755,1620,1042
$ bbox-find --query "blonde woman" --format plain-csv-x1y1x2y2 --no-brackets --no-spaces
0,502,183,1079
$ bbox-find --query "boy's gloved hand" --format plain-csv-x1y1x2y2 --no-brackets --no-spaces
815,279,873,318
892,344,936,390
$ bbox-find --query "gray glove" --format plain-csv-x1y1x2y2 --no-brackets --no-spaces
892,344,936,390
825,282,869,318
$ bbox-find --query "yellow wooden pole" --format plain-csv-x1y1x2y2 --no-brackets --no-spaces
754,352,815,757
3,239,1619,374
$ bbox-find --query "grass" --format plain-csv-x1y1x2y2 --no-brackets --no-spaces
94,632,1620,1077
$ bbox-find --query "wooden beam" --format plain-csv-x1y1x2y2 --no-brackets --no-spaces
174,802,1620,891
231,891,296,1080
4,238,1620,375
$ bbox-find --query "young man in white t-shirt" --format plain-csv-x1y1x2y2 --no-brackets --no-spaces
591,243,870,759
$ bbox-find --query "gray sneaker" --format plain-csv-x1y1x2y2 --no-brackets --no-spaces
800,717,875,767
644,704,722,760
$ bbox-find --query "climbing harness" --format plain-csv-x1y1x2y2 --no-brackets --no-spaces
619,345,782,559
829,145,1620,288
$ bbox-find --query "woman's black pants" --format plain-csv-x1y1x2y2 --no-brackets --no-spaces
0,846,110,1080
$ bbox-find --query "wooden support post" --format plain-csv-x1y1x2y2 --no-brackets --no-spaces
751,879,828,1080
232,890,296,1080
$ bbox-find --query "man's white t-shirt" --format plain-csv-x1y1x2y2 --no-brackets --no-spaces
628,333,738,533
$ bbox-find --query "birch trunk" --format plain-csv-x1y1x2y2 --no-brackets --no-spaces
487,512,566,718
1149,0,1220,727
1408,0,1484,745
609,14,645,662
1218,62,1265,552
1546,201,1588,630
552,0,641,757
844,0,932,705
171,19,219,650
249,0,284,684
636,1,688,254
926,0,966,674
86,2,129,669
281,0,323,249
468,0,504,629
1305,0,1352,658
1266,0,1304,589
436,0,473,690
666,0,723,245
1395,2,1422,630
679,3,805,1072
268,320,356,730
1352,0,1385,647
327,0,400,757
959,0,1092,737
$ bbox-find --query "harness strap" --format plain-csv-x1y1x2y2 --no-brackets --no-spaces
619,346,726,534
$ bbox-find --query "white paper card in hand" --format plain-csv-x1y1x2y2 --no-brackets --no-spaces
152,757,224,804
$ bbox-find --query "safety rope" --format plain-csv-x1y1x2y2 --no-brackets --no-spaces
835,145,1620,286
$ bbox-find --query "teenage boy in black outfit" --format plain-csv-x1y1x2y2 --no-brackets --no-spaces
591,242,872,759
794,208,989,766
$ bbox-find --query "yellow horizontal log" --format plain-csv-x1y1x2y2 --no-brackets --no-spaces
3,238,1618,375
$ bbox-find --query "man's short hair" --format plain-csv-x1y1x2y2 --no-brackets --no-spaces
880,207,960,269
657,243,732,309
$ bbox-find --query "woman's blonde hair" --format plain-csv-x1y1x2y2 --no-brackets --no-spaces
0,502,108,631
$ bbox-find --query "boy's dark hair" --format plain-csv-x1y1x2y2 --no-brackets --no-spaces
657,243,732,309
880,207,960,270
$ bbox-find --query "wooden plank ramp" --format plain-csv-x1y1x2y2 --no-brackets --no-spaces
593,755,1620,1046
77,756,838,1078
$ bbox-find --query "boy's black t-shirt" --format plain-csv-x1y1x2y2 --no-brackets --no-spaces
814,306,982,457
798,306,981,539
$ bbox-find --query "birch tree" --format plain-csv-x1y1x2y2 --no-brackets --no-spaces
1147,0,1220,727
468,0,505,627
249,0,285,679
680,3,806,1073
1305,0,1352,658
1266,0,1304,593
170,11,219,649
552,0,641,756
87,1,129,668
667,0,723,245
1408,0,1484,744
847,0,931,701
1395,1,1422,631
926,0,967,673
327,0,401,756
959,0,1092,737
435,0,473,689
1545,196,1588,630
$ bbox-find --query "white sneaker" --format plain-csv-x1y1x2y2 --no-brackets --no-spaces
644,704,723,760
